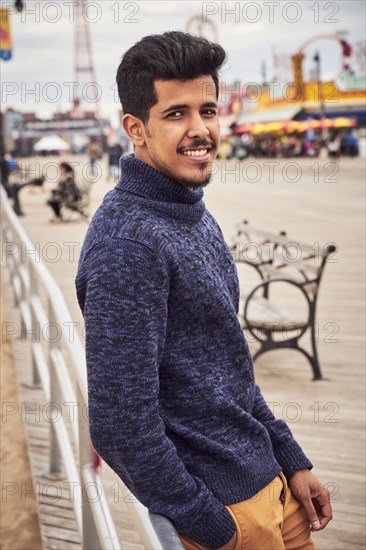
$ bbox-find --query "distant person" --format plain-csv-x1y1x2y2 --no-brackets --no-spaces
346,132,359,157
87,138,102,175
1,154,43,216
340,133,348,156
240,133,255,157
327,135,341,158
107,141,124,180
1,153,11,196
47,162,81,222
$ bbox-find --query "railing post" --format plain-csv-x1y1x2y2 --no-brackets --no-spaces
2,220,19,307
30,265,41,385
48,297,64,478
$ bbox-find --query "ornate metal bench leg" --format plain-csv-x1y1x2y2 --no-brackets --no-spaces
252,341,323,380
252,347,265,362
310,324,323,380
311,358,323,381
309,349,322,380
295,346,323,380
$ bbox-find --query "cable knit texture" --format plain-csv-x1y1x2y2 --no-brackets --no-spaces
76,154,312,549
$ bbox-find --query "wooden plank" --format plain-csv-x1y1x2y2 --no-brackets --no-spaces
41,523,80,544
45,537,80,550
39,503,77,520
41,514,79,531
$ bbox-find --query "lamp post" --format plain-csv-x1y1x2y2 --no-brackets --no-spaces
313,50,326,144
313,51,326,122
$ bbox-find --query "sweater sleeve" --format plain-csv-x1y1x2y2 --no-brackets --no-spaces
76,238,236,549
251,385,313,480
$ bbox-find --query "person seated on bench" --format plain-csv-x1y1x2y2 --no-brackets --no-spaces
47,162,81,222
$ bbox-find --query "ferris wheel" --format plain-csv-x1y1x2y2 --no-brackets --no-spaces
185,16,220,43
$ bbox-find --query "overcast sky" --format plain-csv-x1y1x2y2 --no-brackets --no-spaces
2,0,365,125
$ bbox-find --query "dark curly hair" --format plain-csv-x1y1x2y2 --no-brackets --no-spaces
59,162,74,174
116,31,226,122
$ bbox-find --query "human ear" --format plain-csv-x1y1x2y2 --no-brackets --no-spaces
122,114,145,146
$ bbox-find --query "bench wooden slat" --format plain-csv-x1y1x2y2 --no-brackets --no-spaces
239,295,306,330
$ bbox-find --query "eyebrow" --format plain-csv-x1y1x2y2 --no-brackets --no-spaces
161,102,218,114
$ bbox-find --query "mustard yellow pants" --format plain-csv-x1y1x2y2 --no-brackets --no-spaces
181,473,316,550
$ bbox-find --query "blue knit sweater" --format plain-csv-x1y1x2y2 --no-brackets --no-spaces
76,154,312,549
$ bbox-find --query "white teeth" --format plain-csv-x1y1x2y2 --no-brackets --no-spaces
182,149,208,157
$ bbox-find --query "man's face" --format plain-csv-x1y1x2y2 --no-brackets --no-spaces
135,76,220,189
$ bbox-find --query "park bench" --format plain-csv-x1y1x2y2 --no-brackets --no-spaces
230,220,336,380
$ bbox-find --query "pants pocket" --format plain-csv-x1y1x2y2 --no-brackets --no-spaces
226,505,243,550
179,535,207,550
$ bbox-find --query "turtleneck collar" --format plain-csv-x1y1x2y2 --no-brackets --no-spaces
114,154,206,224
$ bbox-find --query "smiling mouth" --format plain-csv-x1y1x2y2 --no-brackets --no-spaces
182,148,209,157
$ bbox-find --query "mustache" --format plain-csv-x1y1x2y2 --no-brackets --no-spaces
177,139,216,153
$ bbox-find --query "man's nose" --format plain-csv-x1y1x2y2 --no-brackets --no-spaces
187,115,210,139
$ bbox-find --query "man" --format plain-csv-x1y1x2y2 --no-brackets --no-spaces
76,32,332,550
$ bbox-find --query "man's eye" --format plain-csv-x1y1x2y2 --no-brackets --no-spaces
167,111,183,118
202,109,217,116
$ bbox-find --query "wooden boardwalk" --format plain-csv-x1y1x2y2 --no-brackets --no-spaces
2,154,365,549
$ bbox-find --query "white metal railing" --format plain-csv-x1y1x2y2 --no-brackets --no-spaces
1,187,184,550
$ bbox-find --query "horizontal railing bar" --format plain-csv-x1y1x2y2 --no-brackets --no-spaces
149,513,185,550
19,301,32,333
19,264,30,293
30,296,49,330
82,465,123,550
125,501,165,550
48,406,83,532
58,335,88,402
50,347,79,445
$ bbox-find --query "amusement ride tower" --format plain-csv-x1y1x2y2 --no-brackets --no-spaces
72,0,99,118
